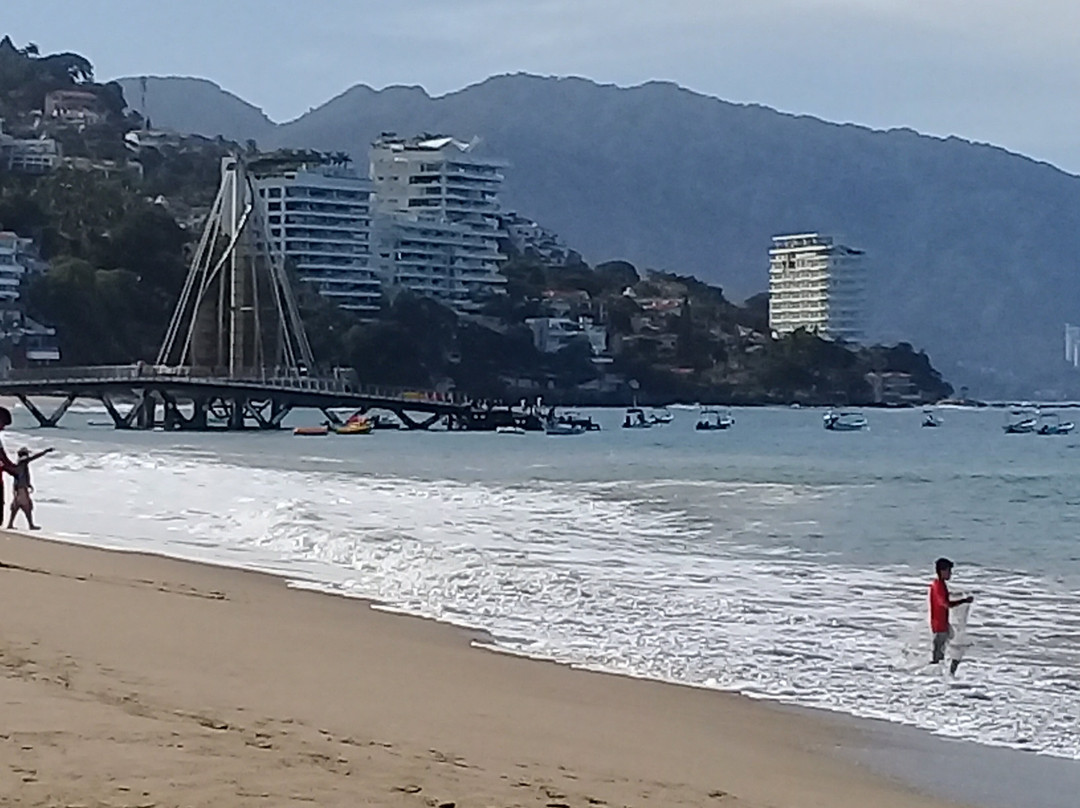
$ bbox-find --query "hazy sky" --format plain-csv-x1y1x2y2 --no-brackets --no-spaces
5,0,1079,172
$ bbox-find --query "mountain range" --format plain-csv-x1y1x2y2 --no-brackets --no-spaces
117,73,1080,397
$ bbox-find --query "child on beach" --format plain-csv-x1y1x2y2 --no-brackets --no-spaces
7,446,54,531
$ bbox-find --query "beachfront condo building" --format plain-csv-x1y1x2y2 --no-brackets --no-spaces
370,134,507,312
252,162,380,316
768,233,866,343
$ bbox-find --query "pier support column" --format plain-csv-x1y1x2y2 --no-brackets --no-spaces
136,391,157,430
100,393,142,430
17,393,76,428
228,397,245,431
396,410,442,431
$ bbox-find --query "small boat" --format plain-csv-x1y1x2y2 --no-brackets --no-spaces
622,407,653,429
496,425,526,435
545,421,586,436
334,419,372,435
1037,412,1075,436
1003,409,1038,434
695,407,735,431
293,425,329,436
922,409,943,428
368,414,401,430
649,407,674,425
823,410,868,431
556,411,601,431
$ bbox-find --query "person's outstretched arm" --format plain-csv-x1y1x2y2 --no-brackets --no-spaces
26,448,54,464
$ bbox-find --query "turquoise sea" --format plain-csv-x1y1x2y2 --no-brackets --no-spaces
10,404,1080,760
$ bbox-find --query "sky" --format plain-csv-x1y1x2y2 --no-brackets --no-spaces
4,0,1080,172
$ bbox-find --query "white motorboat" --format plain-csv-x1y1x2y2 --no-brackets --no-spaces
1003,408,1038,434
622,407,653,429
695,407,735,431
823,410,868,431
1037,411,1075,436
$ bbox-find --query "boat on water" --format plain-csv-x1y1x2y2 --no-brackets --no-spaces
293,425,329,436
368,414,401,430
335,419,372,435
496,425,526,435
1003,408,1038,434
922,409,943,428
553,410,601,431
649,407,674,425
823,410,868,431
545,420,587,436
622,407,653,429
695,407,735,431
1037,412,1075,435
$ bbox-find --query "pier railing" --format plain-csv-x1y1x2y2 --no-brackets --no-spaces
0,365,467,406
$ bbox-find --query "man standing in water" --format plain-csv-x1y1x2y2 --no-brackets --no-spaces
930,557,974,674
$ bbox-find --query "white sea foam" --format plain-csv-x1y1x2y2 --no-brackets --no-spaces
12,426,1080,760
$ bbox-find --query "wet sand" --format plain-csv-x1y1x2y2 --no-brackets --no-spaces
0,532,968,808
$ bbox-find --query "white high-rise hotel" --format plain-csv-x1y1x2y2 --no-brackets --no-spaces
768,233,866,342
370,135,506,311
253,161,380,316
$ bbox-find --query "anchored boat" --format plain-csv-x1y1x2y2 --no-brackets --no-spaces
622,407,653,429
293,425,329,436
695,407,735,431
823,410,868,431
1037,411,1075,435
1003,408,1038,434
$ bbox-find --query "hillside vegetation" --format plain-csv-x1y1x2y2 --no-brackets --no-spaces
119,73,1080,397
0,38,951,404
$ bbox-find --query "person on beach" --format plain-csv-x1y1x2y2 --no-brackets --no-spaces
0,406,19,513
930,557,974,675
7,446,54,531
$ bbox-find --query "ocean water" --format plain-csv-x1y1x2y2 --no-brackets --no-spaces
7,404,1080,759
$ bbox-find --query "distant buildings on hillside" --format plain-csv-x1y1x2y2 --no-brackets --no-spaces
370,134,507,312
252,162,380,316
0,232,60,368
0,119,58,174
244,134,513,317
768,232,866,343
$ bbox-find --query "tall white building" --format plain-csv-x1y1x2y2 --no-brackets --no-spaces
370,135,506,311
252,161,380,316
768,233,866,342
0,231,31,306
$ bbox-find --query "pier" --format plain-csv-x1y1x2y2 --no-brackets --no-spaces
0,365,473,431
2,155,546,432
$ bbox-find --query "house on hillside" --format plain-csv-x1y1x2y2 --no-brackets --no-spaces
0,119,58,174
526,316,608,356
44,89,103,127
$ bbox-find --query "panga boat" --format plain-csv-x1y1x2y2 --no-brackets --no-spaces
1003,409,1038,434
649,407,674,425
1037,412,1075,436
555,411,601,431
695,407,735,431
496,425,526,435
922,409,943,428
622,407,653,429
823,410,868,431
545,417,586,436
293,425,329,436
334,417,372,435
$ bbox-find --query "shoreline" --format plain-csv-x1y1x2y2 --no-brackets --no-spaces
0,530,972,808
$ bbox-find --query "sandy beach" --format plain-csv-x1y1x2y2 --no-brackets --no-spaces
0,532,965,808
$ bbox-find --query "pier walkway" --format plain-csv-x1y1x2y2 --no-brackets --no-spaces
0,365,470,431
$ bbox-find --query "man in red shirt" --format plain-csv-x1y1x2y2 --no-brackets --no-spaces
930,557,974,674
